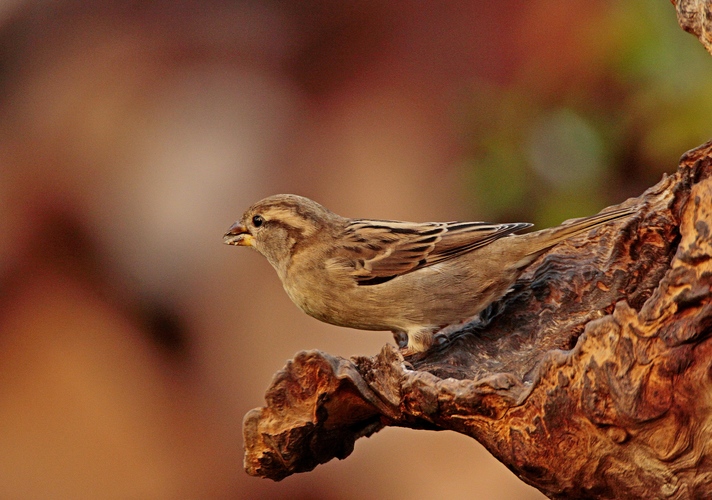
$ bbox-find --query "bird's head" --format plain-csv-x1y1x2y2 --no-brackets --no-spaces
224,194,337,272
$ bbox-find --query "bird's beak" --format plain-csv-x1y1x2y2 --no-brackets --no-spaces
223,222,255,247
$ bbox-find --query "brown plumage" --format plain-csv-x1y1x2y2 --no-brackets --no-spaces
224,194,634,353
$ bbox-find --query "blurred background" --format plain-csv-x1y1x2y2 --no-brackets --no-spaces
0,0,710,498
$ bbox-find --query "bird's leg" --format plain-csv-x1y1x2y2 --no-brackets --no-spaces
431,315,486,347
392,330,409,349
433,330,451,346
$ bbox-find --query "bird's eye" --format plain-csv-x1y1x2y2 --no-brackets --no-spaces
252,215,264,227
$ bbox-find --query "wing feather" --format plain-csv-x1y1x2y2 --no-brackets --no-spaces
332,219,532,286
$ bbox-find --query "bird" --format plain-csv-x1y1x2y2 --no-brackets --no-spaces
223,194,634,354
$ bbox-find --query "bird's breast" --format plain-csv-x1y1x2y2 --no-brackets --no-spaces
282,265,408,331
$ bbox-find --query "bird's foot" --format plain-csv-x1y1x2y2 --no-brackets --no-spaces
392,330,409,349
433,331,451,346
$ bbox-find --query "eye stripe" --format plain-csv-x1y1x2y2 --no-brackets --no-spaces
253,206,322,238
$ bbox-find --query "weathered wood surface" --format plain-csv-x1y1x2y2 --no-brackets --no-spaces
243,140,712,498
672,0,712,55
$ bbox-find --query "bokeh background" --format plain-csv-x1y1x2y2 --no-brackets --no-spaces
0,1,710,498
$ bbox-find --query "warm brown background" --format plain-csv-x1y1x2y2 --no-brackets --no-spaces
0,1,710,498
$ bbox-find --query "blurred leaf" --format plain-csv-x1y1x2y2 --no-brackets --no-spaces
460,138,528,216
527,108,606,189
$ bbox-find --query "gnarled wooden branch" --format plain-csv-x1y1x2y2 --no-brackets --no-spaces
243,139,712,498
672,0,712,55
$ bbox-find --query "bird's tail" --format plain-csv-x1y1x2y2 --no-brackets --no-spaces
518,205,635,257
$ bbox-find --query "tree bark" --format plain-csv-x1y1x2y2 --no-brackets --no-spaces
243,4,712,496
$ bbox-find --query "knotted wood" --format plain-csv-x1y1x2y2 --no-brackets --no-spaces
242,139,712,498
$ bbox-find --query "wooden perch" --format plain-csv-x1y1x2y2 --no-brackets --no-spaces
672,0,712,56
243,139,712,498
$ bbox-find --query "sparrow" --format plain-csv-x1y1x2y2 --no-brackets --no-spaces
224,194,633,354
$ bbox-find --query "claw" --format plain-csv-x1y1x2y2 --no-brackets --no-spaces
433,331,450,345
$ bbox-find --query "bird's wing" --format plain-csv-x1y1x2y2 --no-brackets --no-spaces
332,219,532,286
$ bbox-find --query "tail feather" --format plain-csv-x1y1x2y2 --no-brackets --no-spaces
522,206,635,257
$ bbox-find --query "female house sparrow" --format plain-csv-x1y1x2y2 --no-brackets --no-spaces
224,195,633,354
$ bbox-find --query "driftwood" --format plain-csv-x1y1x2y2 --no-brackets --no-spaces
243,5,712,496
243,141,712,498
672,0,712,56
